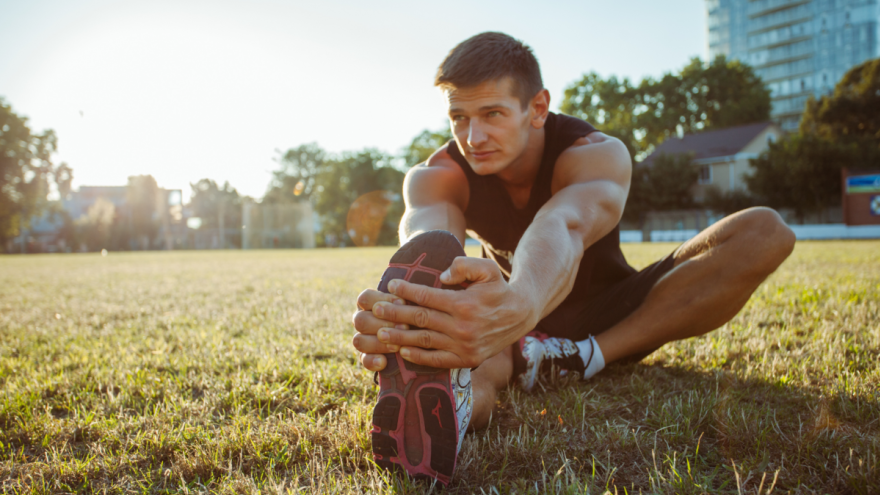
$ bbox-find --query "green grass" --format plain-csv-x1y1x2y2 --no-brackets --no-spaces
1,242,878,494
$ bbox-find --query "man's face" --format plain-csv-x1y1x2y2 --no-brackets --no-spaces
445,77,532,176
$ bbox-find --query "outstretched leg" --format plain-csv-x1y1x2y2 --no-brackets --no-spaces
596,207,796,364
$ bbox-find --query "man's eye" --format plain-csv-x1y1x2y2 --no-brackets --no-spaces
487,111,501,117
451,115,466,122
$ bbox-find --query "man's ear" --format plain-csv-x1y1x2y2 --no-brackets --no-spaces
529,89,551,129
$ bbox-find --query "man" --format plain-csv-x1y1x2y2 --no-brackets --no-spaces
352,32,795,484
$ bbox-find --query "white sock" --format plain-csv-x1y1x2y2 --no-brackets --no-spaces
576,336,606,379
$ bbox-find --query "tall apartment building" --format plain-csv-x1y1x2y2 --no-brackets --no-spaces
707,0,879,130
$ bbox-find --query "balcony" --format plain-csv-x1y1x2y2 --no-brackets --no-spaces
757,60,814,83
761,40,813,66
756,39,814,67
771,94,810,117
747,20,811,49
748,0,810,19
748,3,813,34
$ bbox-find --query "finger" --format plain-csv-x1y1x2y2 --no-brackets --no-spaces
357,288,406,311
386,279,457,313
352,309,409,335
399,347,472,369
439,257,501,285
375,326,457,351
372,300,454,331
352,333,400,354
360,352,387,372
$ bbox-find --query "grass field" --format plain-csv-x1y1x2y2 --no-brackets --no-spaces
1,242,879,494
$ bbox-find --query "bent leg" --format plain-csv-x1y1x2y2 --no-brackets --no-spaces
468,345,513,430
596,207,796,364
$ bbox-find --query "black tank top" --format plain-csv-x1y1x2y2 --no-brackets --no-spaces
446,112,635,309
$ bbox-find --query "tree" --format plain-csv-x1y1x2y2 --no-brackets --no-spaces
189,179,242,248
0,97,73,250
624,153,699,223
747,134,877,222
559,73,644,160
266,145,406,246
401,127,453,167
746,58,880,221
799,58,880,147
264,143,325,204
702,187,756,215
560,55,771,161
189,179,241,229
312,149,405,246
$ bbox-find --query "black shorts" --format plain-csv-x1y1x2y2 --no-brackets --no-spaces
532,251,677,363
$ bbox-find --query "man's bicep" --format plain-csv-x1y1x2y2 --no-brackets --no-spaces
545,137,632,245
554,135,632,192
539,180,627,248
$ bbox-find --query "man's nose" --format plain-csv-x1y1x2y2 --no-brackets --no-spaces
467,121,487,148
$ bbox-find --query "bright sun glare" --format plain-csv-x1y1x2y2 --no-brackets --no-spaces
3,1,705,201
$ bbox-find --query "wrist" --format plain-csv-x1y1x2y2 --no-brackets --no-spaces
509,281,542,337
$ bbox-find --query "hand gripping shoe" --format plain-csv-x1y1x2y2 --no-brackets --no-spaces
371,230,473,486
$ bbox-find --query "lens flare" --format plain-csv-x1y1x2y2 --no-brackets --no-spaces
346,190,394,247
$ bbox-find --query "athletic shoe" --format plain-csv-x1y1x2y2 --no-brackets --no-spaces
371,230,472,485
514,331,589,392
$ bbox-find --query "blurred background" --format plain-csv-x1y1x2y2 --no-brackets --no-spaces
2,0,879,253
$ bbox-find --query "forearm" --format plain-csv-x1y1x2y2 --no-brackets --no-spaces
508,210,585,328
508,188,622,329
398,203,467,245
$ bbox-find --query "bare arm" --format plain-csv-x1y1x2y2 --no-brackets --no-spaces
374,132,632,368
397,147,469,244
508,133,631,325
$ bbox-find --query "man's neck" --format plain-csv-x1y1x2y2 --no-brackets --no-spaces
496,126,546,189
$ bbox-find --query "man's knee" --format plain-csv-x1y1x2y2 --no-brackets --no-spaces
736,207,795,275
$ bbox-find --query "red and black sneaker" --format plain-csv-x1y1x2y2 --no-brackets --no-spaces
371,230,473,486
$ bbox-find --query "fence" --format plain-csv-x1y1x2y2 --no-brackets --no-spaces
242,202,315,249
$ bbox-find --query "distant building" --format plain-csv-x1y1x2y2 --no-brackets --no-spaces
641,121,783,202
63,186,129,221
707,0,880,130
12,184,184,253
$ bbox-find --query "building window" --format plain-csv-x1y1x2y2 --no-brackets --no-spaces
698,164,712,185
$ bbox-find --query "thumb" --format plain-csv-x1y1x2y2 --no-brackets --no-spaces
439,257,498,285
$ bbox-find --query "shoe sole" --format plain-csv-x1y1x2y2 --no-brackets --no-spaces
371,231,466,485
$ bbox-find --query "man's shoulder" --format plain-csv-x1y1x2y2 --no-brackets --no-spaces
408,144,466,180
405,143,469,208
426,143,461,170
561,131,615,153
550,112,598,139
552,132,631,192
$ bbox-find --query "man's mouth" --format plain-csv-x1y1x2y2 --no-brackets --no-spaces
470,150,496,160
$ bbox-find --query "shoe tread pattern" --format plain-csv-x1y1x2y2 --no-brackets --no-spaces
418,387,457,478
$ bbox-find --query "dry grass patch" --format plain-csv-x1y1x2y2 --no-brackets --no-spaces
1,242,878,493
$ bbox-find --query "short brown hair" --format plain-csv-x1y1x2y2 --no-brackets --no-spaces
435,32,543,109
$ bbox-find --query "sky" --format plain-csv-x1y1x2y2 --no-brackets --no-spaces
0,0,707,201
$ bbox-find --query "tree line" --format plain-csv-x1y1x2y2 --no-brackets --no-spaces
561,55,879,225
3,56,877,252
0,94,448,251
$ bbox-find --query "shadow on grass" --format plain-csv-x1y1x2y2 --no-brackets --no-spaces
449,361,879,494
